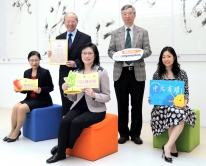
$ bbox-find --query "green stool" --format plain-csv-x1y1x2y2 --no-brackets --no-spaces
153,109,200,152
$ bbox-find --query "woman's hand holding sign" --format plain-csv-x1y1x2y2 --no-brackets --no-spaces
84,88,95,98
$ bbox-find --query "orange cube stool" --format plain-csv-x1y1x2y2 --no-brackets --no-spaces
66,113,118,161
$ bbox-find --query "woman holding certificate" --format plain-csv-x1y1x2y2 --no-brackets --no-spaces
150,46,196,163
46,43,110,164
3,51,54,143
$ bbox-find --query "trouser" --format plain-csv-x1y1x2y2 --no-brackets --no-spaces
114,67,145,139
57,96,105,154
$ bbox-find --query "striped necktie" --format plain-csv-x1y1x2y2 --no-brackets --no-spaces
68,33,73,49
125,28,132,65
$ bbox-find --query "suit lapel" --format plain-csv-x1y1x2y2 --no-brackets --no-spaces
119,27,125,49
69,30,81,53
92,65,99,72
132,25,140,48
36,66,42,79
26,69,32,79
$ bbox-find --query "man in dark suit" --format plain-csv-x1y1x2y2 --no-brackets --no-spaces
108,5,152,144
49,12,91,116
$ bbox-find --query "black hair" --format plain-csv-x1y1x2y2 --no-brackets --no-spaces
157,46,180,78
78,42,100,70
27,51,41,61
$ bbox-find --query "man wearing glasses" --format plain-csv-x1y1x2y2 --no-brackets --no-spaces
108,4,152,145
48,12,91,116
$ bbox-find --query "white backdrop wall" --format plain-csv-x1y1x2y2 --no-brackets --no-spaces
1,0,206,60
0,0,206,127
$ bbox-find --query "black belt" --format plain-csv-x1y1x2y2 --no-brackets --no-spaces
123,66,134,70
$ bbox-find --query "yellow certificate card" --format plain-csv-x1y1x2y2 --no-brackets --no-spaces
13,78,38,91
63,71,99,94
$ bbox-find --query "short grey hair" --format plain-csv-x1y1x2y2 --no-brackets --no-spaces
63,12,79,22
121,4,136,14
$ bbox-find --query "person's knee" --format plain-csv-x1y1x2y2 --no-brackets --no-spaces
17,104,29,114
180,120,185,126
60,118,72,127
13,103,21,111
70,118,82,129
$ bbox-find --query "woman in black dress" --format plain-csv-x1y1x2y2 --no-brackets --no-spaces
150,46,196,163
3,51,53,142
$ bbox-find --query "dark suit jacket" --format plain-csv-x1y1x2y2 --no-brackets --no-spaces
56,30,91,86
22,66,54,107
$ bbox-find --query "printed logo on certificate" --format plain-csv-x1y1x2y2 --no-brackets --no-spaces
50,40,68,65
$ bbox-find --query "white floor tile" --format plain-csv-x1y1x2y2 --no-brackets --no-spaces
0,108,205,166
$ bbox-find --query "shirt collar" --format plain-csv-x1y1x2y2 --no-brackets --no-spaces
66,29,77,37
124,25,134,31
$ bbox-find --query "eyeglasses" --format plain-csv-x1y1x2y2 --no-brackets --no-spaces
122,12,134,17
64,20,76,24
82,52,94,56
29,59,40,63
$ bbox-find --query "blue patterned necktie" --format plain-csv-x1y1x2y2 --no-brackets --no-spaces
125,28,132,65
68,33,73,49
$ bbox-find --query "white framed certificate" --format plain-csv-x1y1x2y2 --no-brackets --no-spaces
50,40,68,65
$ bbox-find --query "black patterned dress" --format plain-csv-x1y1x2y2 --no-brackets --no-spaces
150,69,196,136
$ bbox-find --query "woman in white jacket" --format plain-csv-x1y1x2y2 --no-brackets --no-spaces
46,42,110,164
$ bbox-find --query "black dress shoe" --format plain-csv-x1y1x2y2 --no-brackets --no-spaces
3,137,9,141
7,131,21,143
118,137,129,144
51,145,58,155
162,145,173,163
46,152,66,164
131,137,143,144
171,152,178,157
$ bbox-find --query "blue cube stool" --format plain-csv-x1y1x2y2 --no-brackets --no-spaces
23,104,62,142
